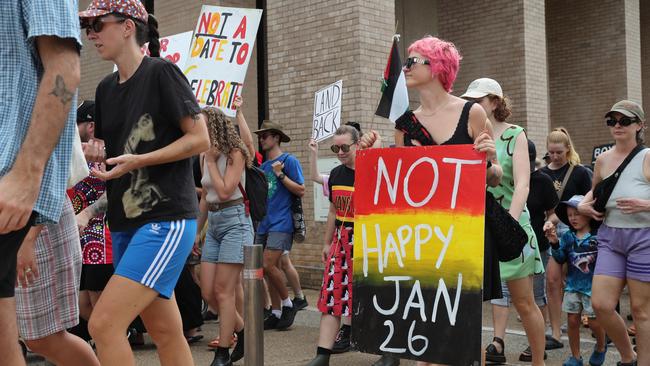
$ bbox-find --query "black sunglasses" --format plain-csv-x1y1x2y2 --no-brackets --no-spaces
81,16,126,35
331,143,354,153
403,57,430,69
606,117,638,127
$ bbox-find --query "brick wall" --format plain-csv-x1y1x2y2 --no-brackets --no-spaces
546,0,632,161
265,0,395,287
436,0,550,152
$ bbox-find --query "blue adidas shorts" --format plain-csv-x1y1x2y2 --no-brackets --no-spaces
111,219,196,299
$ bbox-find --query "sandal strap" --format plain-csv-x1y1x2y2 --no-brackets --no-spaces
492,336,505,349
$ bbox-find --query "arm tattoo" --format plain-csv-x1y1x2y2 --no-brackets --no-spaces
88,194,108,216
49,75,74,105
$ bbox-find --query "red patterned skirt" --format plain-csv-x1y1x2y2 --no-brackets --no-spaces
317,225,353,317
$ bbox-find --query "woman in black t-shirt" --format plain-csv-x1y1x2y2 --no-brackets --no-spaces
540,127,592,347
79,2,210,365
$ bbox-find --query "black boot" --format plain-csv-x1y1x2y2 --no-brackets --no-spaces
306,347,332,366
230,329,245,363
210,346,232,366
372,354,400,366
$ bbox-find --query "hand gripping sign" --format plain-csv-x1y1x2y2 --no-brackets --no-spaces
352,145,486,365
186,6,263,117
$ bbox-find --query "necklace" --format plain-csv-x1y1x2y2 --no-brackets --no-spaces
416,96,451,118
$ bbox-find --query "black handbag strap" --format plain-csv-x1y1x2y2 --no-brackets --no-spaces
607,144,645,182
556,164,574,200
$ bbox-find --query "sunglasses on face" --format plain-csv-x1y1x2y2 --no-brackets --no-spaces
403,57,430,69
331,143,354,153
81,16,126,35
606,117,638,127
258,133,273,140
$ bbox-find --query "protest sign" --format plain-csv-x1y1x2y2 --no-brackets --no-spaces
591,142,614,167
186,6,263,117
352,145,486,365
112,31,193,72
313,80,343,142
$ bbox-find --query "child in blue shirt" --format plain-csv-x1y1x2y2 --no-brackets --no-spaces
547,195,607,366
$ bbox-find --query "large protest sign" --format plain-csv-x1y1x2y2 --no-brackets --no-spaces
313,80,343,142
113,31,194,72
186,6,263,117
352,145,486,365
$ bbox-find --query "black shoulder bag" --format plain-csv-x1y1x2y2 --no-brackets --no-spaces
485,191,529,262
593,145,645,213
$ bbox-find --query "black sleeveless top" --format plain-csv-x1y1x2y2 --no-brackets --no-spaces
395,101,474,146
395,101,502,301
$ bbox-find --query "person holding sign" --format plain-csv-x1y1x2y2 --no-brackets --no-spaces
579,100,649,366
196,107,253,366
306,125,361,366
362,35,503,366
79,1,210,365
461,78,546,365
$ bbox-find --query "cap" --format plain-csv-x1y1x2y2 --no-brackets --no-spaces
555,194,583,227
605,100,645,122
77,100,95,123
79,0,148,23
460,78,503,99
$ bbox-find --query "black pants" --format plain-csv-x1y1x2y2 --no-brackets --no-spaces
175,265,204,332
0,214,35,298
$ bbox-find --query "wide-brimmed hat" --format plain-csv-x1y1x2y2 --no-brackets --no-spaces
79,0,148,23
461,78,503,99
253,120,290,143
605,100,645,122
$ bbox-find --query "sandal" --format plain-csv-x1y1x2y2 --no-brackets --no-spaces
485,337,506,364
627,325,636,336
519,346,547,362
185,335,203,344
545,334,564,350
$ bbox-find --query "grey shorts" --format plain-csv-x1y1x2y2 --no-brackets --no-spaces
563,291,595,317
254,231,293,252
491,249,548,307
202,204,253,264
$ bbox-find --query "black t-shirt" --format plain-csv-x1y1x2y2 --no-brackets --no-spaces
328,165,355,229
527,170,559,251
95,57,201,231
540,163,593,202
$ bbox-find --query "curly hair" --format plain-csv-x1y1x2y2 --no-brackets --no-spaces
488,95,512,122
202,107,252,168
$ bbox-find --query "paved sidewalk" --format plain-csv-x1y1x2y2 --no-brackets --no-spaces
27,289,635,365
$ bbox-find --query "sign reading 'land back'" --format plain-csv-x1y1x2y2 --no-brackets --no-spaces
186,6,262,117
352,145,486,365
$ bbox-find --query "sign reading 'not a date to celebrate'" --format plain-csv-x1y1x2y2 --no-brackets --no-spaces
351,145,486,365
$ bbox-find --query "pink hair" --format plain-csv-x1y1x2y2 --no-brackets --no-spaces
407,36,462,92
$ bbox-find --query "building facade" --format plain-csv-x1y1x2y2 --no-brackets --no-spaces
78,0,650,287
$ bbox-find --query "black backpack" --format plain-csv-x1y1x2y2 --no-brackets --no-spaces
238,166,268,222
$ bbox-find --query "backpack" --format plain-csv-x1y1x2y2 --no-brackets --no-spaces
238,166,268,222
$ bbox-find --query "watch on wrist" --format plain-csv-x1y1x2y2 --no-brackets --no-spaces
277,173,286,181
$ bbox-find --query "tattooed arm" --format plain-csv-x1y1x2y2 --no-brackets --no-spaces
0,36,80,233
76,194,107,232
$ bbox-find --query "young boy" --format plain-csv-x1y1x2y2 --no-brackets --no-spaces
547,195,607,366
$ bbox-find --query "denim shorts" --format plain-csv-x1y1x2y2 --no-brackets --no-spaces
594,224,650,282
491,249,548,307
563,291,595,317
254,231,293,252
202,204,253,264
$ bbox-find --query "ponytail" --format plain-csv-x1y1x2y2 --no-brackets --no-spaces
134,14,160,57
547,127,581,166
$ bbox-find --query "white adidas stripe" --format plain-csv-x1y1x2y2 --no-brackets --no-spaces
148,219,186,287
141,220,180,287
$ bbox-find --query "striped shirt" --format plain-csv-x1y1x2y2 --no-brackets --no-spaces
0,0,83,224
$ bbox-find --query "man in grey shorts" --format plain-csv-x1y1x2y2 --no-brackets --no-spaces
253,121,305,330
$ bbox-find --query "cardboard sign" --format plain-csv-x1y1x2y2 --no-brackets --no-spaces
313,80,343,142
186,6,263,117
352,145,486,365
591,143,614,167
112,31,193,72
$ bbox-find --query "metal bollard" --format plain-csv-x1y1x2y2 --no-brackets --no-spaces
243,244,264,366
